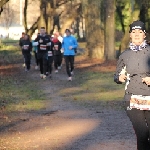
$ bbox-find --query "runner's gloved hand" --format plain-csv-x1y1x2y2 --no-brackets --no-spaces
142,77,150,85
119,74,127,82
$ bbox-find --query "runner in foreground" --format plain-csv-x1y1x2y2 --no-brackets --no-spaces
114,20,150,150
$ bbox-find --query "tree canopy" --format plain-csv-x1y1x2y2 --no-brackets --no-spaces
1,0,150,60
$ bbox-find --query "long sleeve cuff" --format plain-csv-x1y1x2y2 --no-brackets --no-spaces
114,74,122,84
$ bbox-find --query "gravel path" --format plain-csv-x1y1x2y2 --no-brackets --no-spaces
0,63,137,150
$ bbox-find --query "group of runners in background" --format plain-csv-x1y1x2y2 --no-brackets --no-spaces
19,27,78,81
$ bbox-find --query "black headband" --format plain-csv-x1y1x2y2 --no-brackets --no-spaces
129,20,146,33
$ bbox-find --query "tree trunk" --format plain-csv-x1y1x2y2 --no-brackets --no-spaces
59,4,80,34
27,17,40,37
0,0,9,8
147,7,150,40
22,0,40,37
120,1,141,52
81,0,88,39
140,1,150,40
23,0,28,33
104,0,115,60
38,0,46,31
85,0,104,59
38,12,46,30
0,0,9,15
53,0,56,8
46,2,53,34
60,16,75,34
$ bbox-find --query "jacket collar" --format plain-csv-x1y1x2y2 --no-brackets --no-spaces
129,40,147,51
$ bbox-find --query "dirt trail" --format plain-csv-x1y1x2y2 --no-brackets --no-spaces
0,61,136,150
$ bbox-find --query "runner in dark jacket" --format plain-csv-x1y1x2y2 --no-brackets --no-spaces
34,27,51,79
21,34,32,71
19,32,25,67
51,34,62,73
47,35,53,78
54,31,63,69
114,20,150,150
19,32,25,47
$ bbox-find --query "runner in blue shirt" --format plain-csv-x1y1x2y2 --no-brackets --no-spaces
62,29,78,81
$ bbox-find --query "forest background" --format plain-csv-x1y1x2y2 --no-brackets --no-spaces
0,0,150,60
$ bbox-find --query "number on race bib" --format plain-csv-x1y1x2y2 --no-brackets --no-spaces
40,44,47,50
48,51,53,56
23,45,29,50
54,45,58,50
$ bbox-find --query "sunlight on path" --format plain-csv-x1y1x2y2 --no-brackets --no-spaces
0,117,100,149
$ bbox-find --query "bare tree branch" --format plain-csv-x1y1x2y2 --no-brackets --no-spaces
27,16,40,36
0,0,9,15
1,3,14,29
23,0,28,33
0,0,9,8
0,7,3,15
56,0,72,7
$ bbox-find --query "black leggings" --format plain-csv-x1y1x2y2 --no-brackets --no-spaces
53,55,62,69
125,101,150,150
47,56,53,74
37,52,48,75
34,51,38,66
64,55,74,77
24,53,31,70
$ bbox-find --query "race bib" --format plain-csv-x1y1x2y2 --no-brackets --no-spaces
40,44,46,50
48,51,53,56
54,45,58,50
23,45,29,50
130,95,150,110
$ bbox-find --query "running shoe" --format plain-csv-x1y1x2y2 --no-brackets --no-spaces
35,66,39,70
22,63,26,68
40,74,44,78
43,75,46,79
58,66,61,70
55,70,58,73
68,77,72,81
71,71,74,75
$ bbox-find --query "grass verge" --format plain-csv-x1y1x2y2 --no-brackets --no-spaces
0,48,47,114
58,56,125,110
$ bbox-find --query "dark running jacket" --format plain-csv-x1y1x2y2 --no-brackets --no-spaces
34,34,50,53
114,46,150,96
19,37,24,47
21,40,32,55
51,40,62,56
